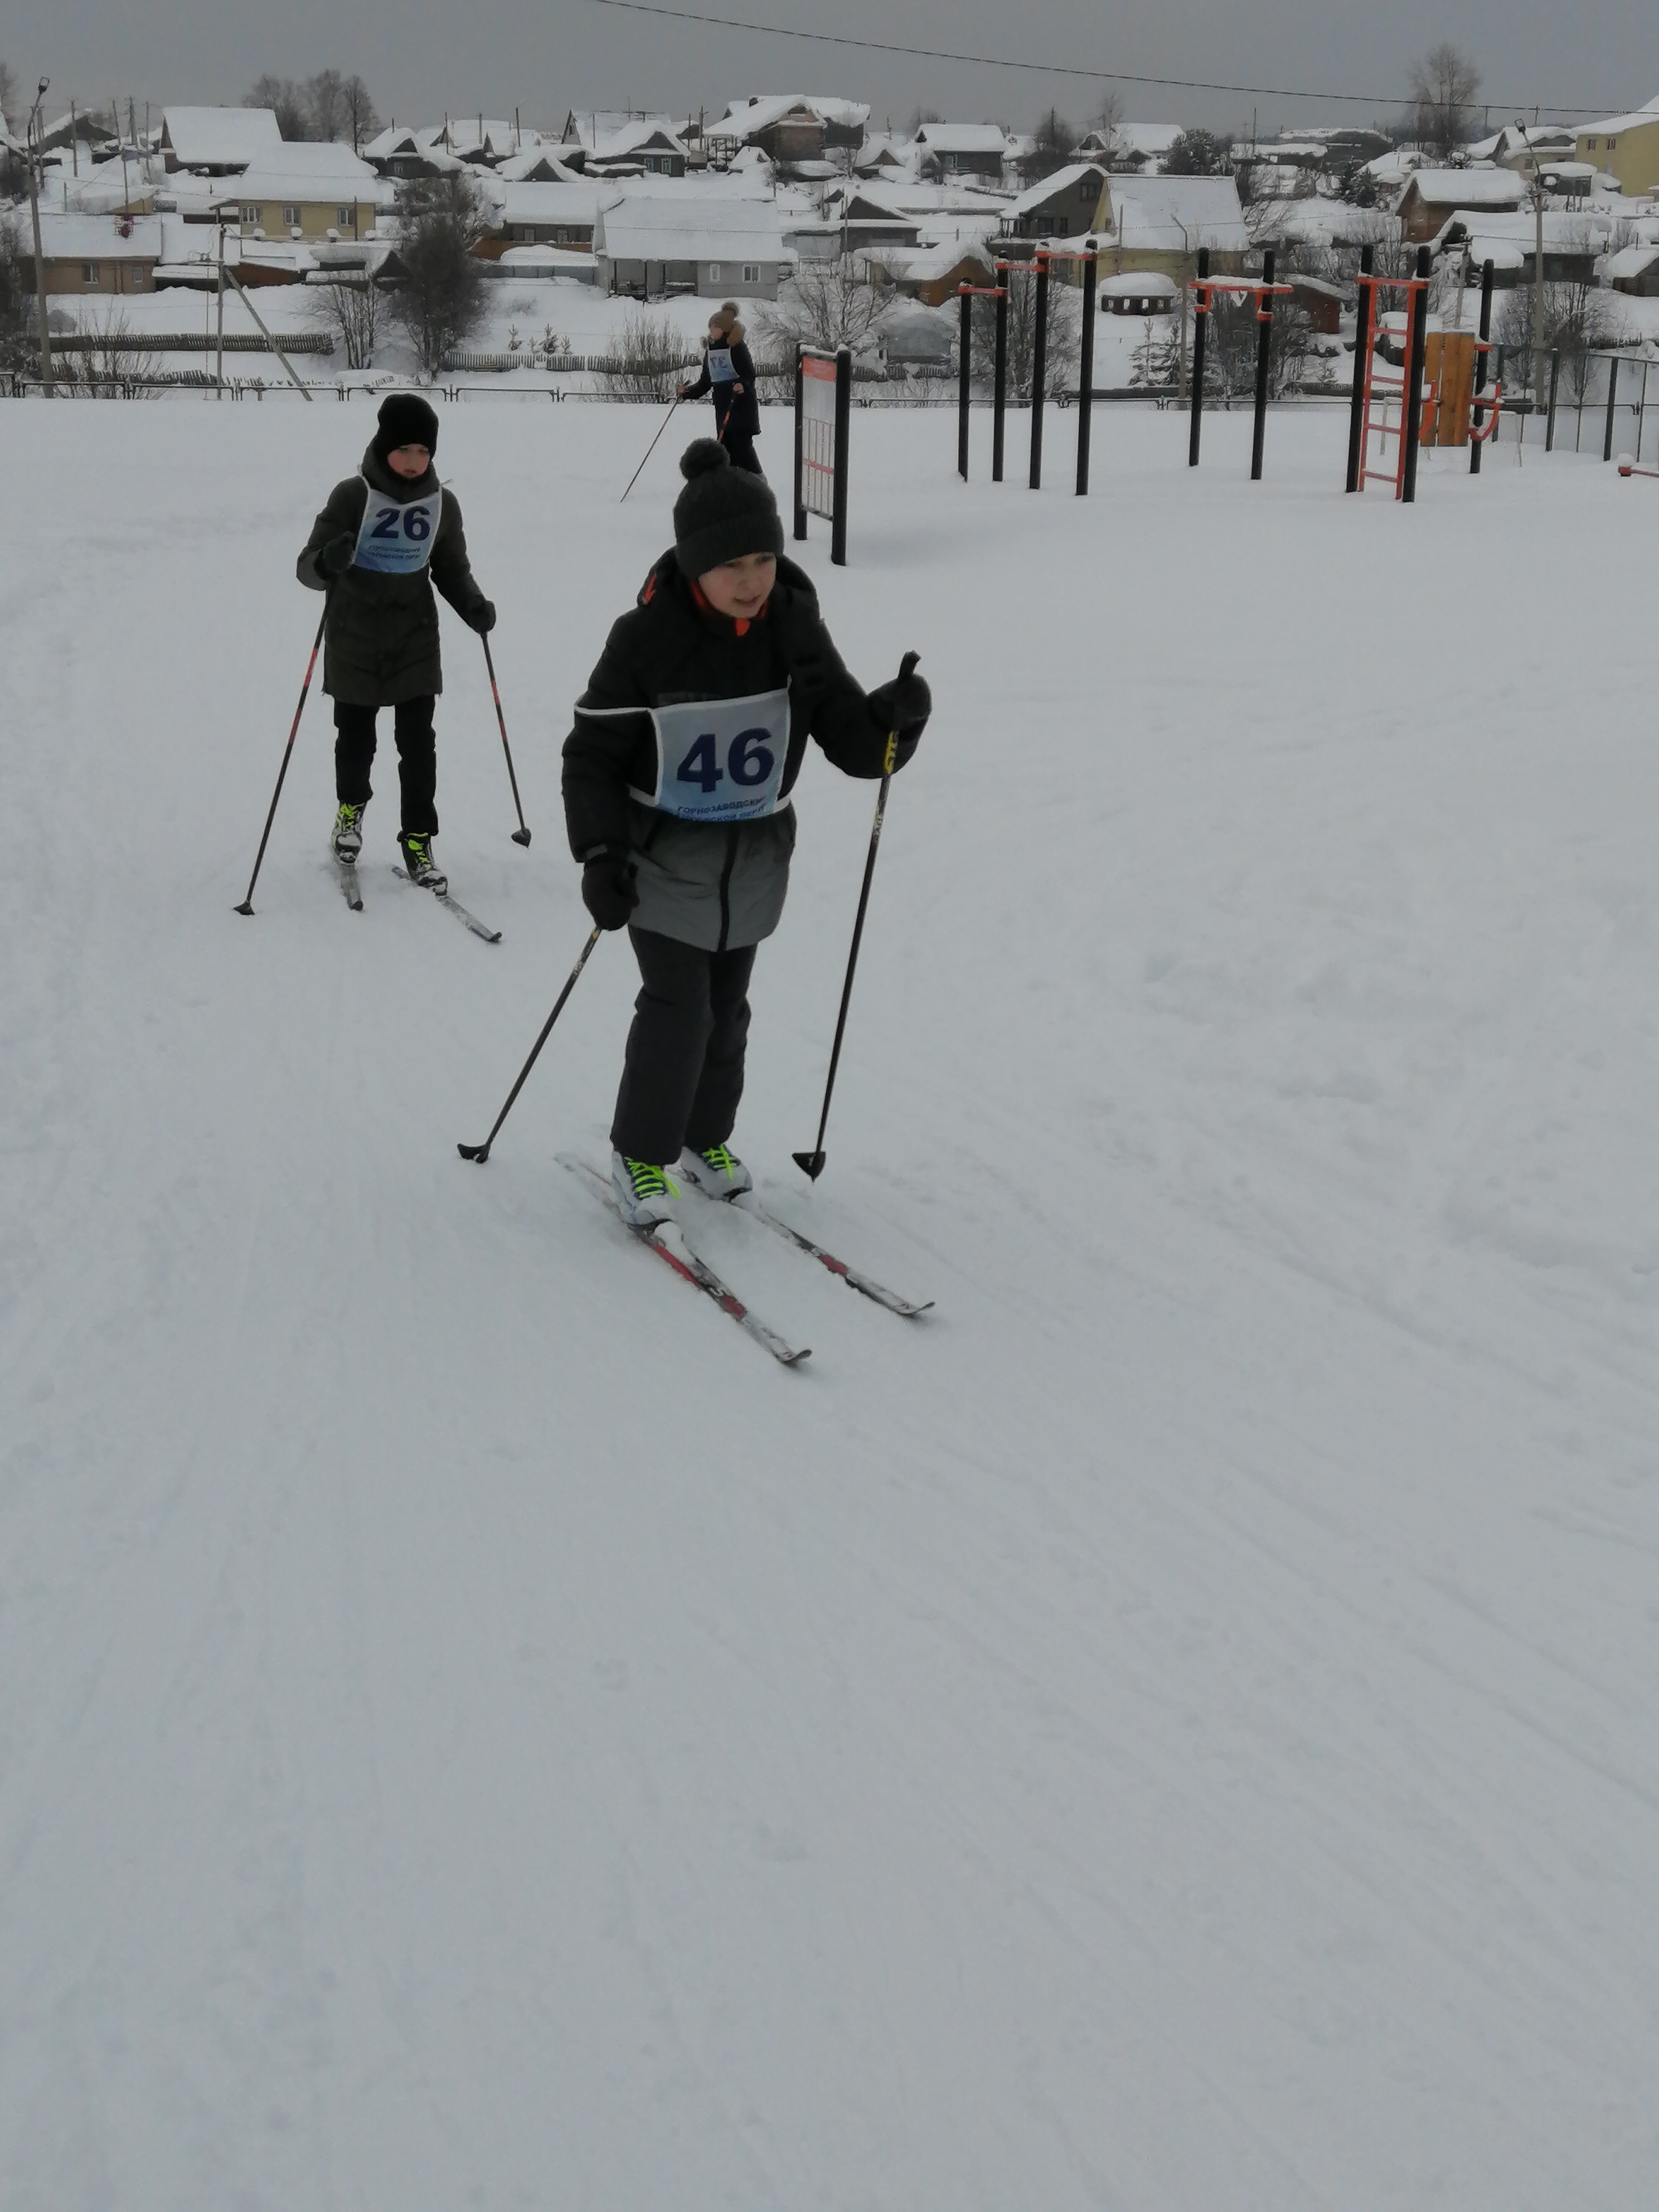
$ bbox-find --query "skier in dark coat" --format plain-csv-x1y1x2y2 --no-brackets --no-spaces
297,391,496,892
678,303,764,476
562,438,932,1226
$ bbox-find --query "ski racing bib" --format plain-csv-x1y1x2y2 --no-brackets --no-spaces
706,345,736,384
637,688,791,824
352,478,442,575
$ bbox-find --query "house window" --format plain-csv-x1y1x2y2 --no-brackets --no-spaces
742,263,760,282
82,263,100,282
242,205,261,225
1607,137,1617,151
131,268,145,288
283,204,300,226
337,206,352,225
709,263,721,280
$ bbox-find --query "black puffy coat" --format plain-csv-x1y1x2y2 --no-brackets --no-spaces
562,551,918,953
297,444,490,705
682,335,762,440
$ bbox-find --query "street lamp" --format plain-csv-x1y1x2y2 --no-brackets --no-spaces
26,76,54,393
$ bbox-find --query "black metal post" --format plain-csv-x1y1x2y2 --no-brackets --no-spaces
1470,259,1494,476
957,285,972,481
992,268,1008,482
1545,348,1560,451
831,345,851,566
1345,244,1374,493
1188,248,1209,467
1076,248,1097,496
1250,247,1274,483
1400,246,1431,505
1029,256,1049,489
793,344,807,539
1603,354,1620,462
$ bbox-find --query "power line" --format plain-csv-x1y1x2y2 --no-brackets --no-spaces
584,0,1616,119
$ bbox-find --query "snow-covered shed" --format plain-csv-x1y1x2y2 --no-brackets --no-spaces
1399,168,1527,241
1097,269,1178,316
915,124,1010,182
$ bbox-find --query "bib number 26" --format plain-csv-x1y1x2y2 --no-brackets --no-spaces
676,727,776,795
369,504,432,542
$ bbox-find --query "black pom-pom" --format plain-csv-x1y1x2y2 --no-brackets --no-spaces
680,438,731,481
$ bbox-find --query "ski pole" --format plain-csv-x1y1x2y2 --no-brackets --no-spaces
793,651,920,1182
620,391,683,503
482,632,532,846
458,925,603,1163
234,596,329,916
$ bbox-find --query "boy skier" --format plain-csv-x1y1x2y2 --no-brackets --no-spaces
562,439,932,1226
297,391,496,892
678,303,764,476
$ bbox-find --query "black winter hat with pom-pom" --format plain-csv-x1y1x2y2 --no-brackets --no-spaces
672,438,783,578
372,391,440,462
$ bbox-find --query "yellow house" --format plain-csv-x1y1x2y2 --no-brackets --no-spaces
235,190,379,242
1576,100,1659,195
224,143,384,244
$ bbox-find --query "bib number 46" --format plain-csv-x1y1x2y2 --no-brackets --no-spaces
676,727,777,794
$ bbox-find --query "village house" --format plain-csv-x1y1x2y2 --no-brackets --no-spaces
211,142,383,244
18,211,163,295
1576,99,1659,195
914,124,1009,183
585,122,690,179
709,96,869,167
1398,168,1528,242
481,181,608,259
1607,241,1659,297
860,235,997,308
594,196,793,299
1094,174,1250,280
1430,207,1609,287
1000,163,1109,242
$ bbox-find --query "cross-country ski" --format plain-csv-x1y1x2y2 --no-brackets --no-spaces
561,1155,809,1366
336,856,364,911
732,1195,933,1317
390,864,502,943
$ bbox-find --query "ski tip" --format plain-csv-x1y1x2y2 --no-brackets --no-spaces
233,901,254,916
511,828,532,847
457,1142,490,1162
792,1150,827,1181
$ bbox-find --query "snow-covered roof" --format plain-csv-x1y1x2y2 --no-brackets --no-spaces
1098,268,1178,297
1579,98,1659,136
915,124,1009,156
1437,208,1611,249
591,120,688,162
497,182,608,225
1103,174,1248,251
595,197,790,261
1403,168,1528,208
36,212,164,259
236,141,377,186
716,94,870,137
1004,163,1108,219
1605,243,1659,278
162,107,282,171
1114,123,1184,159
864,236,995,282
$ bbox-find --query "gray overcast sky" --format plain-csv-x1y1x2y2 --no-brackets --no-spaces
12,0,1653,135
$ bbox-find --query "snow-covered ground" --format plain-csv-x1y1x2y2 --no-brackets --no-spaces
3,395,1658,2210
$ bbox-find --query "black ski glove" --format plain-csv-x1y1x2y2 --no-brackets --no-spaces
581,850,639,932
318,531,357,578
464,598,497,634
866,658,931,751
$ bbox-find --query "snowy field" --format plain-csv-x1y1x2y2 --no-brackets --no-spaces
3,394,1658,2210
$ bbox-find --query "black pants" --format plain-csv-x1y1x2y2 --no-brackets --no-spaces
333,697,438,837
611,928,757,1165
720,426,764,477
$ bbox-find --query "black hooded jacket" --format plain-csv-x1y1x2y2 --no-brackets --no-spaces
562,551,916,951
682,336,762,439
297,444,489,705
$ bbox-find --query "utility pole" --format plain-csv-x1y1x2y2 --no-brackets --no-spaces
216,214,226,398
27,80,55,395
1516,118,1546,410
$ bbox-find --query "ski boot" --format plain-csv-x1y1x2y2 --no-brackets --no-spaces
612,1152,680,1228
399,832,447,894
677,1143,753,1201
333,802,365,861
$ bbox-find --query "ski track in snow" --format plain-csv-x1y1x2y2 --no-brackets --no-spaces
2,399,1657,2210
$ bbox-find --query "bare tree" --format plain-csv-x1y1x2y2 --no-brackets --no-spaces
967,260,1081,401
390,171,491,379
1408,43,1481,159
0,58,18,132
1090,90,1123,156
0,211,35,376
308,69,346,144
313,273,380,368
245,74,313,140
1497,273,1618,400
339,75,380,154
594,308,692,402
1023,108,1078,183
760,259,885,357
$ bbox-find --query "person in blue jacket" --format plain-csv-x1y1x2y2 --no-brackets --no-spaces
679,302,764,476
